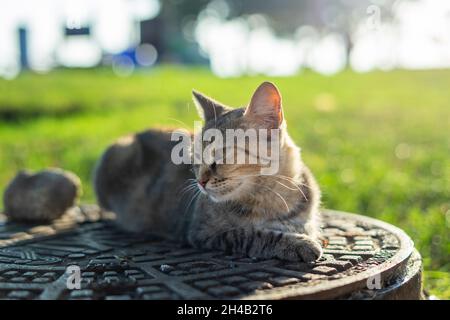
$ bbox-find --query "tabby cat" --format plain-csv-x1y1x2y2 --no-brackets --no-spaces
94,82,322,262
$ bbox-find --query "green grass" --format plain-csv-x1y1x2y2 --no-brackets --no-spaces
0,67,448,298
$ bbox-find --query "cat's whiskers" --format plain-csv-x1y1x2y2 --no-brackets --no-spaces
178,179,200,198
230,174,308,201
272,177,308,201
273,174,309,186
269,174,312,190
179,178,197,188
274,181,307,201
240,180,290,213
165,117,192,132
203,176,290,211
179,184,198,198
184,189,201,215
179,179,197,190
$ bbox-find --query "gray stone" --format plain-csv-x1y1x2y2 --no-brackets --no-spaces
3,168,81,222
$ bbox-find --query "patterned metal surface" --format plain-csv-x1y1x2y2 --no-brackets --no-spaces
0,205,414,300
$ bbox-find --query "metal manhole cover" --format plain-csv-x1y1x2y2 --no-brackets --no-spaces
0,205,420,300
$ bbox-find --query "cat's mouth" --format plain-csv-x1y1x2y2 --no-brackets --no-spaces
197,183,209,195
199,180,243,202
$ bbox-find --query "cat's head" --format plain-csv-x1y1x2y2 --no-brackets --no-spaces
191,82,300,203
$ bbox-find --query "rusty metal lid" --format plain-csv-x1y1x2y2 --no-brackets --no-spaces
0,205,419,300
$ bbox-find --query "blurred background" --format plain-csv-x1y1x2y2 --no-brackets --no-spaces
1,0,450,77
0,0,448,298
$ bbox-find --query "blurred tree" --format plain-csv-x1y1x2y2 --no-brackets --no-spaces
144,0,403,66
225,0,398,66
144,0,210,63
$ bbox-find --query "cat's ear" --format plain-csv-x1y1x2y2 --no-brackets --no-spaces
244,82,283,129
192,90,229,122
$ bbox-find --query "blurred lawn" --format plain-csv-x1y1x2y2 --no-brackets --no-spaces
0,67,448,298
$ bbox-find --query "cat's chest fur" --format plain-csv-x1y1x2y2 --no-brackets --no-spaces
187,165,320,239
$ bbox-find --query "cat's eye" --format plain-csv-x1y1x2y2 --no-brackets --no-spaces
210,162,217,172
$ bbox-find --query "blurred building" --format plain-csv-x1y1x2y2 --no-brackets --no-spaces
0,0,162,78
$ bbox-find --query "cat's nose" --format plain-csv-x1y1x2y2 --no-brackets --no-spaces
198,178,209,188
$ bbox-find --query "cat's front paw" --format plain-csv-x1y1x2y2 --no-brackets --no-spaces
278,234,323,262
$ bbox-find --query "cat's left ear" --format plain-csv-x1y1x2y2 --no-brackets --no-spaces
192,90,230,122
244,82,283,129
